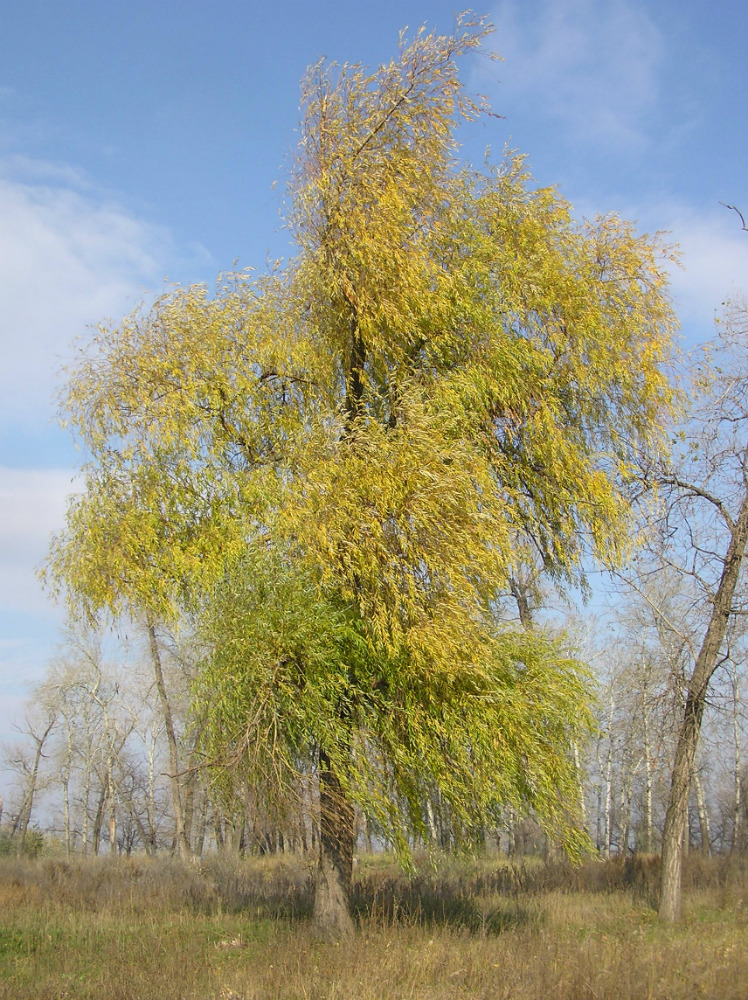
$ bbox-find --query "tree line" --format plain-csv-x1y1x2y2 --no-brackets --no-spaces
3,577,745,868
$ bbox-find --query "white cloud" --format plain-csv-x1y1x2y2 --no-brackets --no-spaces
0,467,73,747
0,158,173,423
0,153,94,190
635,203,748,337
578,199,747,337
0,150,215,755
563,195,748,335
666,213,747,333
486,0,663,149
0,467,77,616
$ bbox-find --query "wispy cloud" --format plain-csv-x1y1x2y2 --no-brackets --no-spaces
475,2,747,336
0,153,95,190
0,467,72,742
0,160,173,423
0,467,76,616
0,144,214,751
486,0,663,150
659,204,748,336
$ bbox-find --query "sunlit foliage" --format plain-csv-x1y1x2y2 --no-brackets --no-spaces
45,14,677,860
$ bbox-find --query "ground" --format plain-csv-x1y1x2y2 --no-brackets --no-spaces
0,851,744,999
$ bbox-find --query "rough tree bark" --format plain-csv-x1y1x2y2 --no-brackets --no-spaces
313,748,356,937
659,491,748,921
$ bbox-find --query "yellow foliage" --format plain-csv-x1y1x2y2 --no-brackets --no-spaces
43,15,678,852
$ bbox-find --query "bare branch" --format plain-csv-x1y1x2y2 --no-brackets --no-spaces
658,472,734,530
720,202,748,232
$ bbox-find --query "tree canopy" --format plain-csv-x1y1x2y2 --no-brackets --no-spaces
45,14,678,933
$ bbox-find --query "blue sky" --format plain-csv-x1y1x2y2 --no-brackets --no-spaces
0,0,746,758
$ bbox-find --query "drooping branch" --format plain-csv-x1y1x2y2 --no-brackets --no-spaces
720,202,748,232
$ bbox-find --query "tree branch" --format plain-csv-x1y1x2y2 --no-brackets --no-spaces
720,202,748,232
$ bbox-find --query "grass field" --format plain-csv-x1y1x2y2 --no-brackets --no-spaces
0,851,744,999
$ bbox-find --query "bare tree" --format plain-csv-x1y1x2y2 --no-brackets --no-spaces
644,299,748,920
4,701,57,851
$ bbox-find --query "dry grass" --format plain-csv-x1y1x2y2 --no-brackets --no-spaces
0,852,744,999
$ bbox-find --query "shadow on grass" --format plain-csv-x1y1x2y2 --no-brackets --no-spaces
0,850,744,935
350,866,540,934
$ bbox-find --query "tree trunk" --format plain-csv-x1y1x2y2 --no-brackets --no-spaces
299,777,310,853
145,735,157,854
147,621,192,860
193,786,207,858
509,575,534,629
572,741,588,834
505,805,517,857
213,807,224,850
108,770,117,855
659,491,748,921
92,784,106,854
313,748,355,937
730,660,743,852
642,703,654,853
602,694,615,859
61,720,75,856
18,715,56,851
620,759,634,856
425,795,439,845
594,739,605,852
224,810,244,856
81,750,92,855
128,801,154,856
182,770,198,854
692,768,711,855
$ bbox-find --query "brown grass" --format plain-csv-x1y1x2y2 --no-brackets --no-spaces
0,852,744,999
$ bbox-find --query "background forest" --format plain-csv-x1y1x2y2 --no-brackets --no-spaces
3,566,746,864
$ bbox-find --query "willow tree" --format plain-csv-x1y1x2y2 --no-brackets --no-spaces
45,15,678,935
